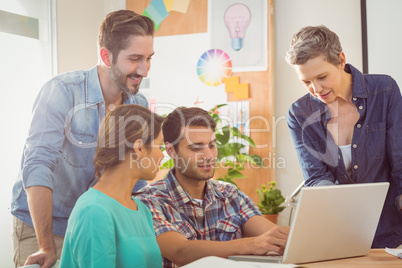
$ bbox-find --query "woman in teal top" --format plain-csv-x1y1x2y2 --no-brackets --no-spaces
60,104,164,268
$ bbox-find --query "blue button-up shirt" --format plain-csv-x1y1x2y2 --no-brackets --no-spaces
287,64,402,248
11,66,148,236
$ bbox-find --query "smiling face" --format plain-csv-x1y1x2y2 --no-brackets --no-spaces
294,54,345,104
168,126,217,182
109,35,154,96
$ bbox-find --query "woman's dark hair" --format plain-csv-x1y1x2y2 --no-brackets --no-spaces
94,104,163,178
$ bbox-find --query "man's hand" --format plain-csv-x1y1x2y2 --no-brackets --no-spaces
24,247,57,268
157,225,290,266
247,225,290,255
25,186,57,268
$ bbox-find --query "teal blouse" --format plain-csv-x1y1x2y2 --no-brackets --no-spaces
60,188,162,268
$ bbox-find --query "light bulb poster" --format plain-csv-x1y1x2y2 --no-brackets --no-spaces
208,0,268,72
224,3,251,51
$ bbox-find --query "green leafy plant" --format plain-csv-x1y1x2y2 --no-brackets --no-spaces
256,181,286,215
160,104,263,188
210,104,263,187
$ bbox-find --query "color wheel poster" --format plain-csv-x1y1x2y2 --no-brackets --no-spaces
197,48,232,86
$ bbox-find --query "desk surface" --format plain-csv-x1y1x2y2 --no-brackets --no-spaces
304,249,401,267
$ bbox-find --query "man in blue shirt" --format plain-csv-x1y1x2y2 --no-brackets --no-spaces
11,10,154,268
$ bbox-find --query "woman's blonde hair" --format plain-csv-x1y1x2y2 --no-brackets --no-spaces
94,104,163,178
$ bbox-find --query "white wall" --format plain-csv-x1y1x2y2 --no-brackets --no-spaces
56,0,125,73
1,1,53,266
366,0,402,87
273,0,362,225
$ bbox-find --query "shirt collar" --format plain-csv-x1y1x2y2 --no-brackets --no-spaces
309,63,367,115
205,180,225,201
309,95,329,118
85,65,104,107
165,169,192,206
165,168,225,206
345,63,368,99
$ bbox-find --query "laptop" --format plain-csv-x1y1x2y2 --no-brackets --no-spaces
229,182,389,264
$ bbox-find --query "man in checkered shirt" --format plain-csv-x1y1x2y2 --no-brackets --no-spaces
137,107,290,267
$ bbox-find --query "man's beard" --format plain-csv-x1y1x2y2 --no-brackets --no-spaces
110,64,141,97
174,156,215,181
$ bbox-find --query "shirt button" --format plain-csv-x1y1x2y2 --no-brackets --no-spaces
353,97,357,101
354,165,358,169
78,141,82,145
353,144,357,148
230,227,235,231
357,124,361,128
359,106,363,110
198,213,203,216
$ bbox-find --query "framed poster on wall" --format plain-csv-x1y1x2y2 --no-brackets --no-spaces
208,0,268,72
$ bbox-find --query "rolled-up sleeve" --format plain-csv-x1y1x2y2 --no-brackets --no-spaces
237,190,262,226
22,78,73,191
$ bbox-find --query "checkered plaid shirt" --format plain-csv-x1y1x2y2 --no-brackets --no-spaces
136,168,262,268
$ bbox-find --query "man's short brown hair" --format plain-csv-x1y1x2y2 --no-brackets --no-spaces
163,107,216,150
98,10,154,64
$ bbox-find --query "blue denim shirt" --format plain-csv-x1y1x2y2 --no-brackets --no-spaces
11,66,148,236
287,64,402,248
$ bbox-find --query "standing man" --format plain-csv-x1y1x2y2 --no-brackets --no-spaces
137,107,290,267
11,10,154,268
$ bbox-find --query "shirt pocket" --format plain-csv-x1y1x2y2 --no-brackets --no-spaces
172,220,197,240
366,121,386,159
215,215,242,241
61,131,95,168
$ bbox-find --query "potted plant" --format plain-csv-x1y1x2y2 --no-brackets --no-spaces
160,104,263,188
256,181,286,224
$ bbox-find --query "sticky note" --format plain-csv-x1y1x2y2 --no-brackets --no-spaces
145,0,169,25
151,0,169,16
171,0,191,13
163,0,174,12
224,76,239,93
234,83,250,100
